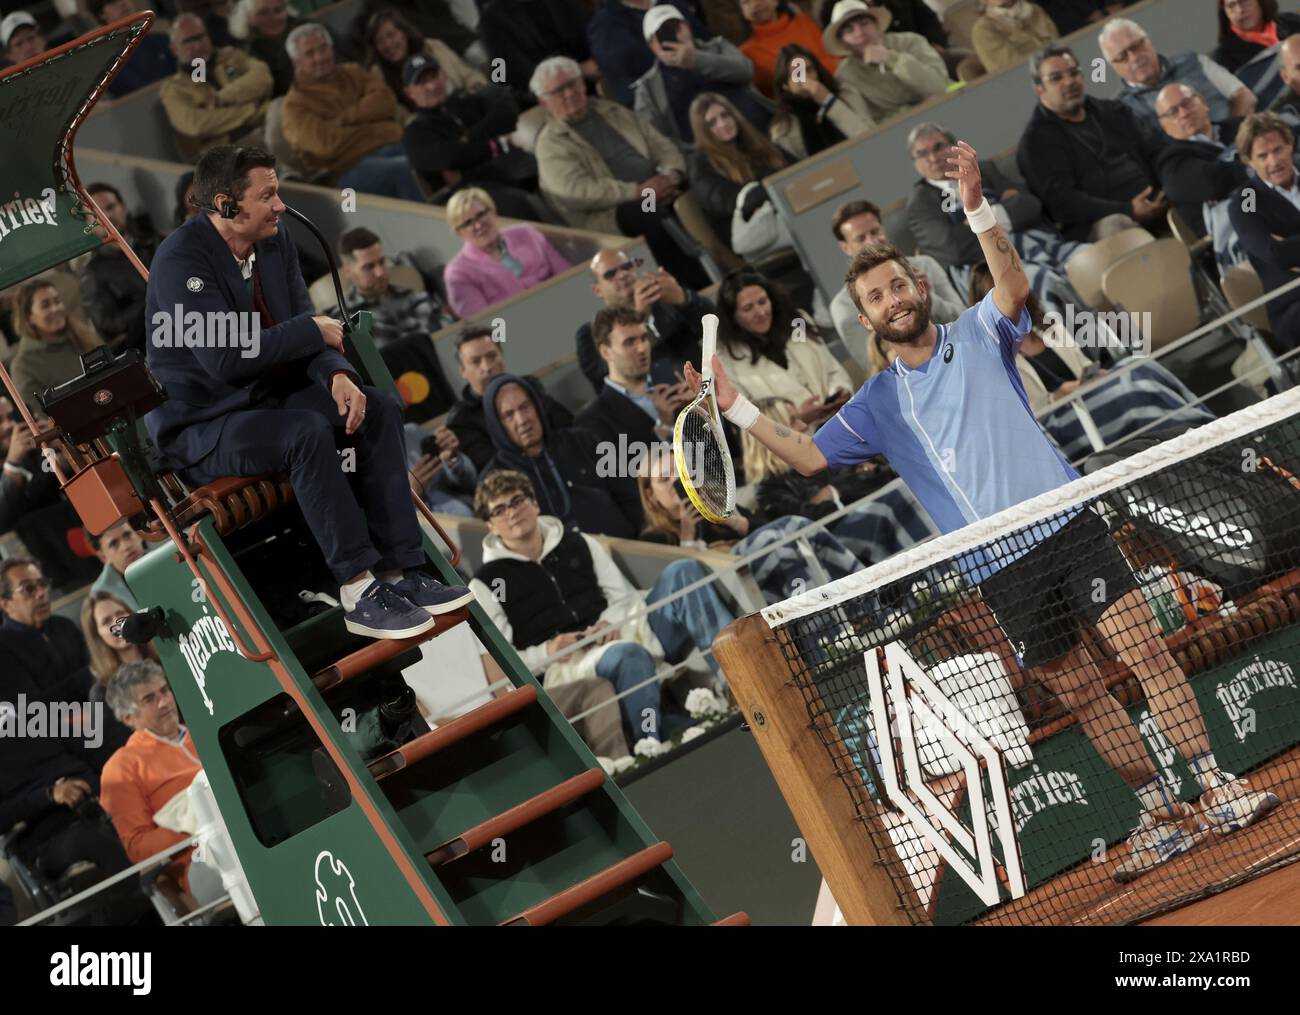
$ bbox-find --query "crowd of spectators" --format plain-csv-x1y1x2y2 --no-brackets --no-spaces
4,0,1300,922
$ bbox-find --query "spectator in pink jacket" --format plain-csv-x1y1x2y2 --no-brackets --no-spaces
444,187,572,317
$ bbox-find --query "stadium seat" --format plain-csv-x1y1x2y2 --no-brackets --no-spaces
1222,262,1272,334
1065,228,1155,312
942,0,981,52
1166,208,1211,260
956,55,985,83
1100,238,1200,351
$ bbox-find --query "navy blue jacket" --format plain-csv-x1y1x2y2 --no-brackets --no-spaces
1228,174,1300,334
1017,97,1167,242
1153,119,1246,237
143,214,354,471
481,374,642,538
0,617,98,844
588,0,708,107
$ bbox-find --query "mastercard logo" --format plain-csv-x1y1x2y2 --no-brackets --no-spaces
396,371,431,405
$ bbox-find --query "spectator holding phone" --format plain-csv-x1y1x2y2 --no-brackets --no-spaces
715,270,852,430
632,5,772,143
576,250,714,394
402,422,478,516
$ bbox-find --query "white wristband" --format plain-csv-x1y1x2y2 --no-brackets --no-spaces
966,198,997,234
723,394,760,431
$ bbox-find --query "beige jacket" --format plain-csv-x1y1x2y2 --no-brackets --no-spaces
160,46,274,161
536,97,686,234
769,82,876,161
282,63,403,180
834,31,951,122
971,6,1060,75
716,326,853,407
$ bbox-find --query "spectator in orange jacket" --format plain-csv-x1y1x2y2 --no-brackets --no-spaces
739,0,840,97
100,661,204,894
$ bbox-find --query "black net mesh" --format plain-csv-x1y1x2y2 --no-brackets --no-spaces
768,410,1300,925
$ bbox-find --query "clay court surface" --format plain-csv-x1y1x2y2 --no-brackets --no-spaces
975,746,1300,926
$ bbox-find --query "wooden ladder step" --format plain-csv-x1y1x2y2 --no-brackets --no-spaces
312,608,469,692
426,768,607,867
500,842,674,926
367,685,539,779
712,912,751,926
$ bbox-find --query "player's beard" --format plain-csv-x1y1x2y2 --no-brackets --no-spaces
873,298,931,345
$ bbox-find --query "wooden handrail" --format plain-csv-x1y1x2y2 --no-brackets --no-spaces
311,607,470,692
500,842,674,927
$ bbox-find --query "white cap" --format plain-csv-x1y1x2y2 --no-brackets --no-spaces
1,11,39,50
642,4,686,41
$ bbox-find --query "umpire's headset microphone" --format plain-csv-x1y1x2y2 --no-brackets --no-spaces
190,194,241,219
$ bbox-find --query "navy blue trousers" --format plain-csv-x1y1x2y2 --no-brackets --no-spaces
181,382,424,583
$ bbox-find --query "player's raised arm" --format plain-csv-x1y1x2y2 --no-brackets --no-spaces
947,141,1030,322
683,357,829,476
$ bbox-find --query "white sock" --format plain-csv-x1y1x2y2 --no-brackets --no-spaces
1189,750,1228,793
340,573,377,611
377,570,402,585
1135,775,1176,816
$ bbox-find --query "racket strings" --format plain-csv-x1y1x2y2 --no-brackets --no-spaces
677,396,733,520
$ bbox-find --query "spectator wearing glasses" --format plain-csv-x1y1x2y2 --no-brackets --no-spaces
161,13,274,162
576,250,713,394
822,1,950,125
446,326,574,470
1018,43,1171,242
971,0,1060,76
631,5,772,144
481,374,644,538
399,52,539,219
1152,84,1252,274
1101,18,1255,131
904,122,1087,319
0,560,100,765
443,188,571,318
281,24,423,201
1,11,47,68
328,227,455,347
532,55,710,290
469,469,728,751
1229,112,1300,350
1213,0,1300,108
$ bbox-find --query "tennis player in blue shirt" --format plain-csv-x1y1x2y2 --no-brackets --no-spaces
686,140,1278,882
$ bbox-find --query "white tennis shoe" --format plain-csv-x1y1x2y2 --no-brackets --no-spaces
1112,803,1209,884
1197,775,1281,834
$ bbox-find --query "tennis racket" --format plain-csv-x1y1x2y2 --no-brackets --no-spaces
673,313,736,524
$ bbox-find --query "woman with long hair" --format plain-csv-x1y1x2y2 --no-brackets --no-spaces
741,396,930,565
363,6,486,117
739,0,841,97
637,447,860,604
716,269,853,428
8,280,103,406
80,590,159,757
769,42,874,159
688,91,792,254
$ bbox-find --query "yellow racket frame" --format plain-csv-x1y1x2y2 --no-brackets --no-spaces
673,313,734,524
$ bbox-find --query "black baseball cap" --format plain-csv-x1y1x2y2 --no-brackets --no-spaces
402,53,441,87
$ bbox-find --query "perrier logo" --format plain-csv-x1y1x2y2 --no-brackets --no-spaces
176,608,237,715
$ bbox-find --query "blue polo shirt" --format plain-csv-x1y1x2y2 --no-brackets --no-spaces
813,291,1082,583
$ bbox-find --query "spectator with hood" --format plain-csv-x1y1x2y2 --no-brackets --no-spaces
481,373,643,537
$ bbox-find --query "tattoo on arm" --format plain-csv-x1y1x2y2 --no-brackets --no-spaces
994,230,1023,274
774,425,791,439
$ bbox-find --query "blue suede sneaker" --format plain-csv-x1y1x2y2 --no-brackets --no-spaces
344,581,439,639
392,571,475,615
